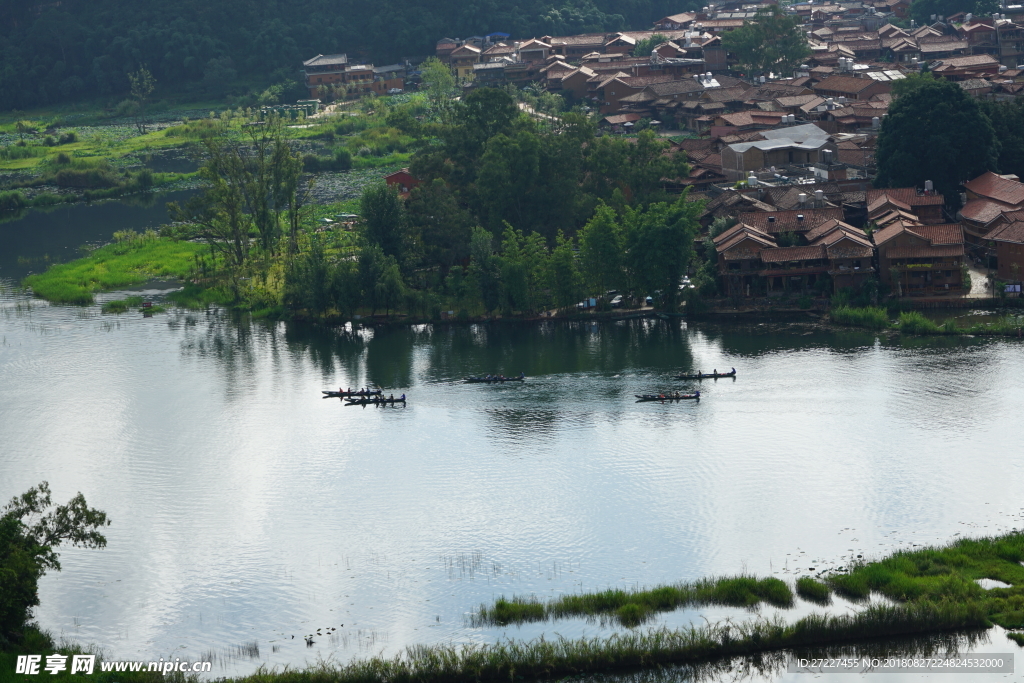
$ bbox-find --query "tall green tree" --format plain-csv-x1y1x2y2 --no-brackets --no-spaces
419,56,456,110
547,231,583,311
578,202,624,295
360,182,411,267
624,193,701,310
469,226,501,313
127,65,155,134
721,6,810,77
1,483,109,642
407,179,473,271
876,75,997,201
979,98,1024,180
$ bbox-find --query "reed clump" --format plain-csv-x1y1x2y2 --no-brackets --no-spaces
224,602,988,683
830,305,890,330
830,305,1024,337
796,577,831,604
479,575,793,627
1008,631,1024,646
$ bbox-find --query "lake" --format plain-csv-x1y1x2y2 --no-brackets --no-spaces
2,202,1023,682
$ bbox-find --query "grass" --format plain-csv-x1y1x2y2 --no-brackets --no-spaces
136,602,983,683
479,575,794,627
796,577,832,604
1008,631,1024,646
830,305,890,330
22,232,206,304
830,305,1024,337
825,533,1024,628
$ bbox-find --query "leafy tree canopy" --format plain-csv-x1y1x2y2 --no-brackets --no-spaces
721,6,810,77
1,483,109,643
875,74,997,200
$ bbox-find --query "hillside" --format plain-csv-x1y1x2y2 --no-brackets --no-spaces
0,0,691,111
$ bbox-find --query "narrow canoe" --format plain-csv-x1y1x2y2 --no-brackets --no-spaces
465,376,525,383
673,370,736,380
635,393,700,402
345,397,407,405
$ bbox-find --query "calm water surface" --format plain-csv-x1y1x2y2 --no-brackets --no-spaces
2,208,1024,682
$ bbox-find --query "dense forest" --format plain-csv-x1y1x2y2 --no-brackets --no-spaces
0,0,691,111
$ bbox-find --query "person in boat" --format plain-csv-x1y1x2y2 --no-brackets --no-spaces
389,394,394,401
520,371,525,378
732,367,735,374
400,393,405,401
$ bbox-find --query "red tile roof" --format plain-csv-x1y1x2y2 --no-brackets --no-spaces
909,223,964,245
987,221,1024,244
737,208,845,233
964,171,1024,207
866,188,945,207
814,75,883,94
885,244,964,259
959,198,1008,225
760,245,828,262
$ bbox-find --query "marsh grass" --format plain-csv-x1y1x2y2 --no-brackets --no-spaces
831,306,1024,337
830,305,890,330
796,577,832,604
825,533,1024,627
1008,631,1024,646
219,602,986,683
478,575,793,627
23,237,205,304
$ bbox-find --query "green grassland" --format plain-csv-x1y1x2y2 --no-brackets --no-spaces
22,231,207,304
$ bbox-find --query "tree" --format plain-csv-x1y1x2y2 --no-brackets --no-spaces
127,65,155,134
578,202,624,295
876,75,997,201
624,193,701,311
547,231,583,311
1,483,109,642
168,119,301,293
360,183,411,267
419,56,456,110
722,6,810,78
407,179,473,271
469,226,501,313
632,33,668,57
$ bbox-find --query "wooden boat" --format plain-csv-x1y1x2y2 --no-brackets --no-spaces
322,389,383,397
635,392,700,402
673,369,736,380
465,375,525,383
345,396,406,405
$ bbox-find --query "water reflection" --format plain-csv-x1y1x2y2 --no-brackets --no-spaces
582,630,996,683
4,286,1024,681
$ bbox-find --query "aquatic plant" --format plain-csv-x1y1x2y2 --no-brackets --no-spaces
796,577,831,604
829,305,890,330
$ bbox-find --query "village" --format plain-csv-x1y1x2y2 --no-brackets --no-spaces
295,0,1024,303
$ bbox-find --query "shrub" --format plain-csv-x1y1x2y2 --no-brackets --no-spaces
58,131,77,145
830,305,890,330
896,310,941,335
0,190,28,213
796,577,831,604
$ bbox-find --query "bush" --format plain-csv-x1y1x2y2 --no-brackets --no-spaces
896,310,941,335
0,190,28,213
796,577,831,604
830,305,890,330
58,131,77,145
